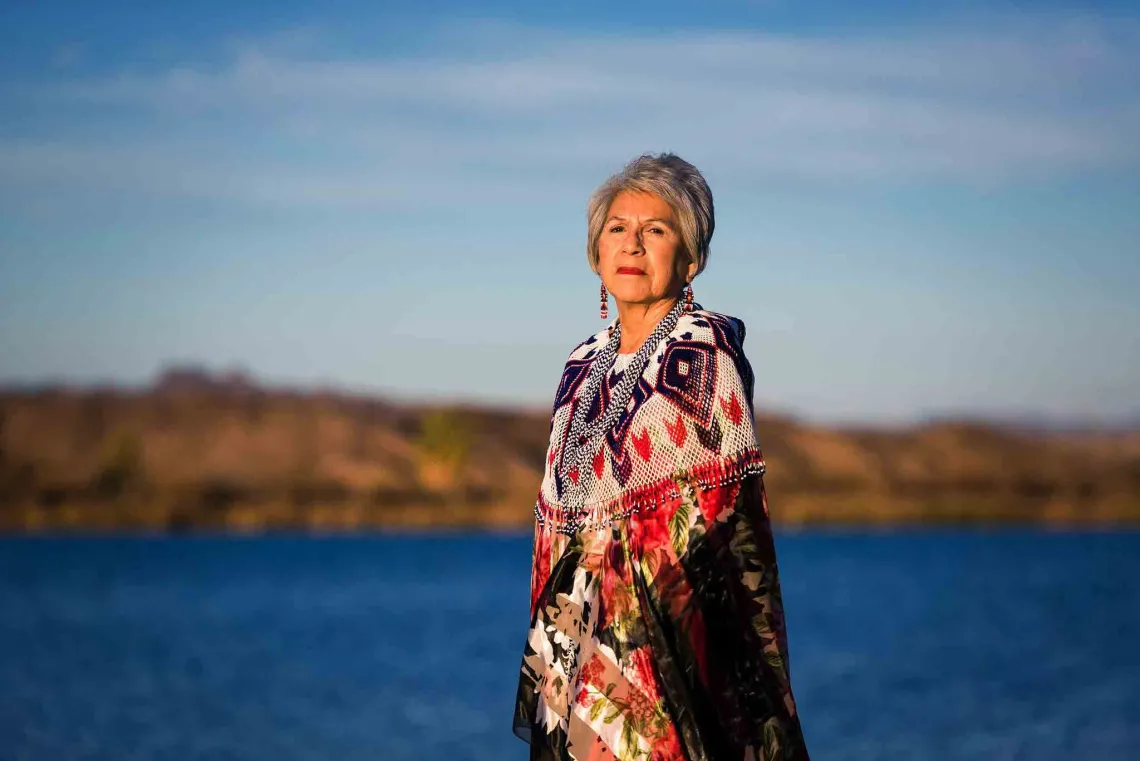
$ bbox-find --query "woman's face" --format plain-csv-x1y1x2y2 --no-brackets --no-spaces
597,190,695,310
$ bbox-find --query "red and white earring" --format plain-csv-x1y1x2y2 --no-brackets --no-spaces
599,283,609,319
683,283,694,313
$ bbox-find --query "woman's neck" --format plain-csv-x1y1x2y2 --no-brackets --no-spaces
615,297,680,354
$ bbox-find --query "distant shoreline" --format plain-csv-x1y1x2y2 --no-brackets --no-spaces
4,494,1137,534
3,369,1138,533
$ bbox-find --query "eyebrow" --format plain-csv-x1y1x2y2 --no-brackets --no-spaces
605,216,675,226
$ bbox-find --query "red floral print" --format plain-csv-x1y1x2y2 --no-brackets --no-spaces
696,479,742,525
629,497,674,557
650,724,686,761
627,646,662,703
579,654,606,690
530,522,554,616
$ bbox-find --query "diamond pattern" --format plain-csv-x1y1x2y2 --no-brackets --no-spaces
656,342,717,427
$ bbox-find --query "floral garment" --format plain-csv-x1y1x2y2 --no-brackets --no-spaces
514,308,809,761
514,472,809,761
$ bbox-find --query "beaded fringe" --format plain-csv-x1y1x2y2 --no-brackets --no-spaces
535,450,767,536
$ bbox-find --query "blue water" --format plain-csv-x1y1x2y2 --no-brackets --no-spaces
1,530,1137,761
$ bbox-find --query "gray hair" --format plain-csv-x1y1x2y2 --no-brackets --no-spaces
586,153,715,278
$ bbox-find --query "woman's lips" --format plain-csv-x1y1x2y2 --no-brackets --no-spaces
617,267,646,275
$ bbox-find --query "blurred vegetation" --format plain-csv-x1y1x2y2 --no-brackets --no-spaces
415,409,474,493
93,431,144,500
0,368,1137,532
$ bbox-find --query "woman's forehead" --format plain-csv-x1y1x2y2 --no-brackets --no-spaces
606,189,675,219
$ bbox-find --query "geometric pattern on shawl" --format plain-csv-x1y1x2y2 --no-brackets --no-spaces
537,308,766,535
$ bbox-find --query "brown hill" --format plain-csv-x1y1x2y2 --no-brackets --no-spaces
1,370,1137,532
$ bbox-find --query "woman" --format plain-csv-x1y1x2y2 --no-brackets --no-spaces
514,153,810,761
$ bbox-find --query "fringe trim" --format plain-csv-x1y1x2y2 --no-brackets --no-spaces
534,449,767,536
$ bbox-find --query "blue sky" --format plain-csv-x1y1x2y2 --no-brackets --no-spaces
1,1,1138,423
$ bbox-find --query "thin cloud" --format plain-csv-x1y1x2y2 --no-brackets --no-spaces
5,15,1139,209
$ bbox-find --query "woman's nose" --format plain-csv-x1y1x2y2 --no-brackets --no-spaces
622,230,644,255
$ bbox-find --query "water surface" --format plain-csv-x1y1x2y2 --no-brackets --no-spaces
1,529,1137,760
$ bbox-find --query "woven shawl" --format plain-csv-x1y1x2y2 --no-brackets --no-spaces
536,307,766,535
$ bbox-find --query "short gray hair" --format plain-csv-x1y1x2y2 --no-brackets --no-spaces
586,153,715,278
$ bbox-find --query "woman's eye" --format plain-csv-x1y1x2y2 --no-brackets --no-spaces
609,225,624,233
648,227,664,235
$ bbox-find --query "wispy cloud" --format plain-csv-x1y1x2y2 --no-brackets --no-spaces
4,14,1139,209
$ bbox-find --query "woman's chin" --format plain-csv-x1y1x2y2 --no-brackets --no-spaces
610,292,663,309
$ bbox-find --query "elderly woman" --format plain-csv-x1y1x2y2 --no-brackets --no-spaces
513,154,811,761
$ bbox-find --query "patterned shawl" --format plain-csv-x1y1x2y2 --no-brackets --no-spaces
536,304,766,536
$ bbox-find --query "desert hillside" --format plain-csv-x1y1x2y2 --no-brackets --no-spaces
1,369,1137,531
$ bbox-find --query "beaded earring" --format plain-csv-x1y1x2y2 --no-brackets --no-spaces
684,283,694,313
599,283,609,319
